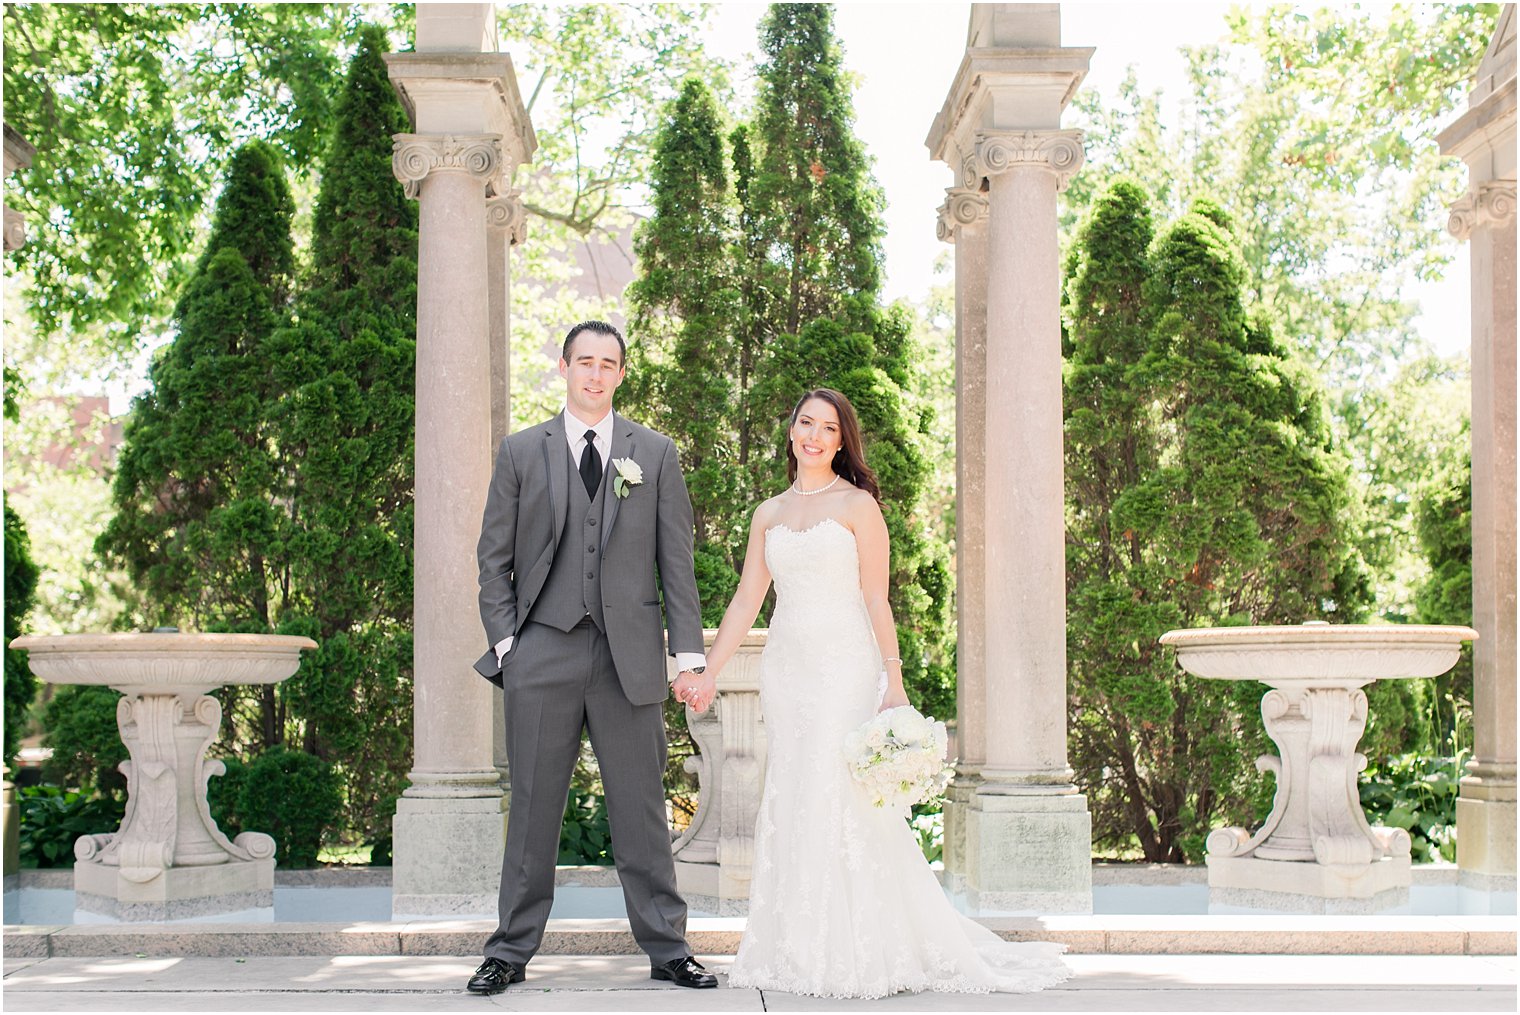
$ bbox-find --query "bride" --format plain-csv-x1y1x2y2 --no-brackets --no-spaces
676,388,1072,999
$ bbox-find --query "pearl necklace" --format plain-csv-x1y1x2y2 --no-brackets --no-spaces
792,474,842,497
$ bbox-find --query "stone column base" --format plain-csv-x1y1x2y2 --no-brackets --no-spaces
940,773,980,898
1457,868,1519,914
391,791,507,918
73,856,273,922
960,788,1092,914
1206,854,1410,914
1456,767,1516,879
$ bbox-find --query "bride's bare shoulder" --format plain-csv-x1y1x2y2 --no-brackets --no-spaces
753,496,786,530
839,487,884,530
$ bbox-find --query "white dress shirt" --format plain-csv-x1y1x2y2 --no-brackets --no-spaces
495,407,708,680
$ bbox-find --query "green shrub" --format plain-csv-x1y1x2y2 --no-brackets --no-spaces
1359,753,1462,863
558,791,613,865
206,754,248,840
909,803,943,864
40,685,127,798
4,503,40,768
236,745,342,868
17,785,126,868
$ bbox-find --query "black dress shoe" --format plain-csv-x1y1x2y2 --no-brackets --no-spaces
651,955,718,989
466,957,525,994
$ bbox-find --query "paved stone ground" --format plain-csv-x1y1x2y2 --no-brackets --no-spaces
3,953,1514,1012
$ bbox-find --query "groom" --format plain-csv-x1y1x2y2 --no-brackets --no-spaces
466,320,718,994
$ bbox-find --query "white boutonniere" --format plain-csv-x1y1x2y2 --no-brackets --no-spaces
611,458,643,499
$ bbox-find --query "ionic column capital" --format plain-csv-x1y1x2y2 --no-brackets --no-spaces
962,129,1086,193
936,187,989,244
1448,180,1518,241
392,133,504,200
486,189,528,246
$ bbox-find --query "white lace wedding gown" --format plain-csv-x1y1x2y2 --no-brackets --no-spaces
725,517,1072,999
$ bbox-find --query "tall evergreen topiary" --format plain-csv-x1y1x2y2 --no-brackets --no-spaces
99,140,295,640
1064,183,1376,861
619,5,954,713
624,78,743,620
745,2,883,337
98,30,418,848
739,4,950,714
4,501,40,768
1414,434,1472,752
263,24,418,843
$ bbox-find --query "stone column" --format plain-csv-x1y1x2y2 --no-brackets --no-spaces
486,190,526,794
925,4,1094,913
385,3,536,917
936,187,989,896
1437,4,1517,907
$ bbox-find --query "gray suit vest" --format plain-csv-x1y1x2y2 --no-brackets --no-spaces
534,444,610,633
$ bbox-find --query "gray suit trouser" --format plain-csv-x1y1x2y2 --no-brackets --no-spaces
484,617,688,966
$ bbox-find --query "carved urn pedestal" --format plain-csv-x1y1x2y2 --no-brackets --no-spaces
671,629,767,915
10,633,316,921
1162,623,1477,914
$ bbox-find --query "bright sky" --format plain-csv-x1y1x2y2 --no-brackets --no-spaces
701,1,1470,355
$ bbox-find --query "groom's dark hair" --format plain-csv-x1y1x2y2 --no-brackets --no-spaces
562,320,626,365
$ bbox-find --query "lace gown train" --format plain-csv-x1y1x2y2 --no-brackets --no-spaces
725,518,1072,999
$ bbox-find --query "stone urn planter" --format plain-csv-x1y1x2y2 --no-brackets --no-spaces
670,628,767,915
1161,622,1478,913
9,632,316,921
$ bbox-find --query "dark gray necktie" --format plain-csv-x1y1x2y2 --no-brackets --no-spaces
579,429,601,498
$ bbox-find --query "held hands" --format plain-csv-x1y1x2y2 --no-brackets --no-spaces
673,669,717,714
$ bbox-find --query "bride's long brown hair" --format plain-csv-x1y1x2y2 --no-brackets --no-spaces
785,388,881,504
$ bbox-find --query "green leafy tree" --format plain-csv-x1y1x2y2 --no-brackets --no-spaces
494,3,729,431
1413,433,1473,753
262,25,418,841
0,3,414,357
1349,356,1471,620
97,140,298,770
621,5,952,715
745,3,883,339
624,77,743,602
97,34,417,846
39,685,127,798
1062,4,1497,621
235,745,343,868
1064,183,1380,861
738,4,950,715
4,501,41,768
97,141,295,663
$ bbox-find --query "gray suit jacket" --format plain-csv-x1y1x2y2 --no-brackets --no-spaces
474,412,705,706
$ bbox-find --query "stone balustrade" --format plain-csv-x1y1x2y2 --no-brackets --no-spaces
669,629,767,915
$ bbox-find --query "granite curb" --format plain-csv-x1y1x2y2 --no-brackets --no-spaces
4,915,1511,958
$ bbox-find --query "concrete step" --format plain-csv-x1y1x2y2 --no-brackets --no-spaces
4,914,1513,959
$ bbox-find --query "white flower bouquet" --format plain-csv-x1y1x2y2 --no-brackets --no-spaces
843,705,953,810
